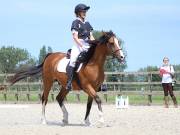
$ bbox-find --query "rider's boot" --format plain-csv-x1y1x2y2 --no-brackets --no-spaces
66,66,75,91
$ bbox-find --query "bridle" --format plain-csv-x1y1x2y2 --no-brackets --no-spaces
106,36,123,59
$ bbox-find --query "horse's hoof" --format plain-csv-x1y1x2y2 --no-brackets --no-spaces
41,117,47,125
96,121,105,128
95,118,105,128
62,119,68,125
41,120,47,125
98,117,105,124
84,120,91,126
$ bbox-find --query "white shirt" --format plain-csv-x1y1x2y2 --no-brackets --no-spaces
160,65,174,83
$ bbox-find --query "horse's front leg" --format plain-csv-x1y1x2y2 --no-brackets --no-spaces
85,84,104,124
84,96,93,126
94,95,104,123
56,87,69,125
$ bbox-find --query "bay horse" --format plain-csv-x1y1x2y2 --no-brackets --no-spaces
8,31,125,125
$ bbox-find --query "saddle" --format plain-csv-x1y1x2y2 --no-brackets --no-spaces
57,49,88,73
66,49,88,72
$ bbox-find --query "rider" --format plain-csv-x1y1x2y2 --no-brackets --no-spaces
66,4,95,90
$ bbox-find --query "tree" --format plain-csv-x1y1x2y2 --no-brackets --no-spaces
38,45,53,64
172,64,180,82
47,46,53,53
174,64,180,71
0,46,35,73
38,45,47,64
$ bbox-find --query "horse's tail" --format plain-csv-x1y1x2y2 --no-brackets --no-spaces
9,53,52,86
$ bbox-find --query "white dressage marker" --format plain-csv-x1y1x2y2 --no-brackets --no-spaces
116,95,129,109
0,104,29,109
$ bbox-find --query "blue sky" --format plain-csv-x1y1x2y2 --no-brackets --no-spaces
0,0,180,71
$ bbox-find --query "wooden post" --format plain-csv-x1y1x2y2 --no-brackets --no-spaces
113,85,116,91
103,93,108,102
148,94,152,105
76,93,80,102
3,93,7,103
120,74,125,92
39,79,42,102
147,73,152,105
27,93,30,101
27,82,30,102
38,93,42,102
3,74,7,103
15,87,19,102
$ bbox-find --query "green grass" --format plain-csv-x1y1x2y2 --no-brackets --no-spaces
0,92,180,105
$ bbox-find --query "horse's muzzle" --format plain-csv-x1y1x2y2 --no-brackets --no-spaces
118,56,125,64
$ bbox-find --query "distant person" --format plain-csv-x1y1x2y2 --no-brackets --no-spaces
159,57,178,108
101,84,107,92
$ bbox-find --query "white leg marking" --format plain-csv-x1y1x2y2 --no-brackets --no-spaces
98,110,104,123
41,101,47,125
61,104,68,124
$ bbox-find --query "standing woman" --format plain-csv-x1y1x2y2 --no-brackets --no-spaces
159,57,178,108
66,4,95,90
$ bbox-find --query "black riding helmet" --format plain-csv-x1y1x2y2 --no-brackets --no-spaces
75,4,90,15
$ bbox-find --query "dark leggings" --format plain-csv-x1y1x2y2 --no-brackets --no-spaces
162,83,174,97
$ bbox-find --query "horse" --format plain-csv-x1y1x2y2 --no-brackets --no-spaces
8,31,125,125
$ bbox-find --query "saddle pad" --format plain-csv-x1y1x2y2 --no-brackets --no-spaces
57,57,83,73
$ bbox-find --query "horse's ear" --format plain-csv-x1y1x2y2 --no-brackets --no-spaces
109,30,114,36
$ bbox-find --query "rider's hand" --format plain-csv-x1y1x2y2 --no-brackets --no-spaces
79,45,85,51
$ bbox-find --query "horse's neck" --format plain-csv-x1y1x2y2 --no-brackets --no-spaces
89,44,107,68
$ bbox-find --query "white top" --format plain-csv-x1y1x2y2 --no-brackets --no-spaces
160,65,174,83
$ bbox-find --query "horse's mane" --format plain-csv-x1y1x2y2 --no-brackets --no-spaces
85,31,115,64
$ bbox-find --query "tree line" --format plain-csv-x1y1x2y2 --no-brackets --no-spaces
0,45,52,73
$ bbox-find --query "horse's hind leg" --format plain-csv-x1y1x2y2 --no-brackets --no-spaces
84,96,93,125
56,87,69,125
41,78,53,124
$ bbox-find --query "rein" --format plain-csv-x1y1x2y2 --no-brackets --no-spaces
111,48,122,58
107,41,122,59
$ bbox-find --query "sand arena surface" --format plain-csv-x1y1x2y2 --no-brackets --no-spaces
0,103,179,135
